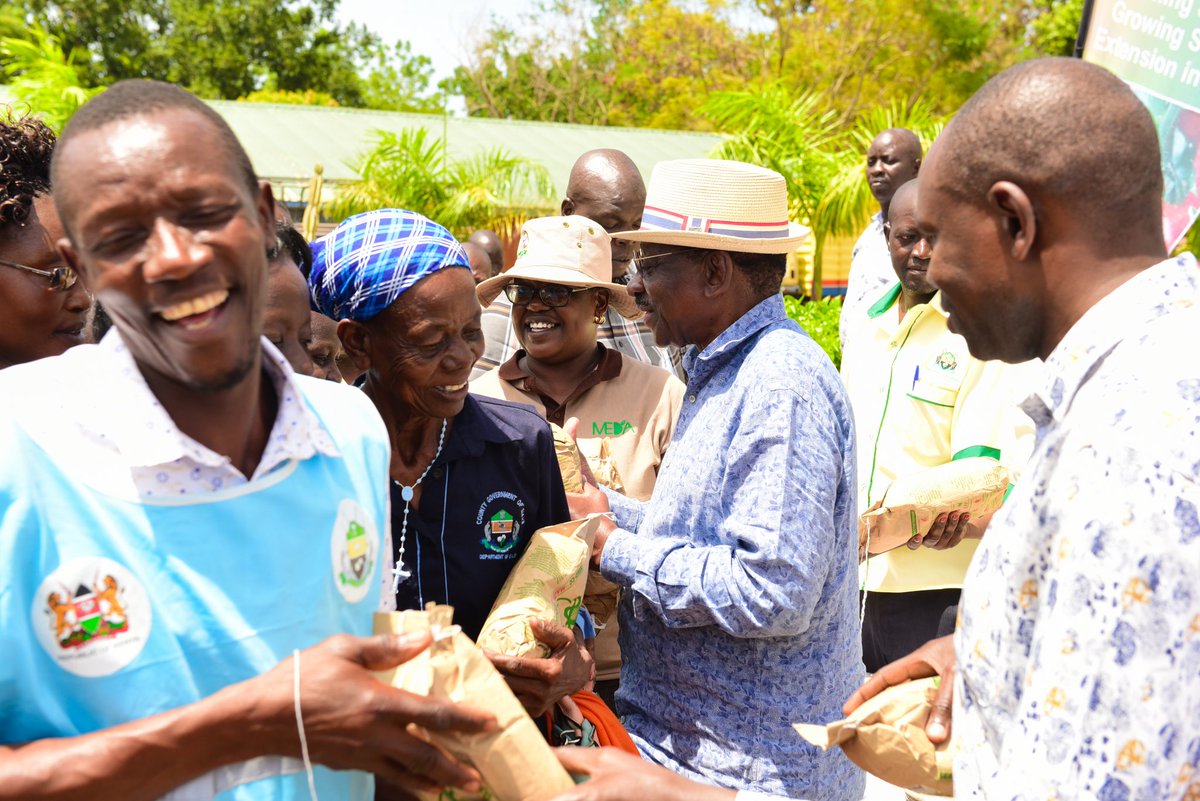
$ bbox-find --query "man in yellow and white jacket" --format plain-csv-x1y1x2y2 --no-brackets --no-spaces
840,179,1037,671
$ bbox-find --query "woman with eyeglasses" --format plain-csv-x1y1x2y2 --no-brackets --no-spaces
0,114,91,369
472,215,684,710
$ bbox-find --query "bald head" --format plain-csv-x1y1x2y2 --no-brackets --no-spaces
462,241,494,284
467,229,504,274
933,58,1162,242
874,129,921,160
919,58,1169,365
867,129,922,211
888,179,919,225
562,149,646,278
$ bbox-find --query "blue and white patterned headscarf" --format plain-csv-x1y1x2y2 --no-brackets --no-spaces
309,209,470,321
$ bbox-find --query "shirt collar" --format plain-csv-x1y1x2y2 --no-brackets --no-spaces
97,330,339,473
865,282,948,328
683,294,788,382
497,343,622,386
438,393,532,464
1029,254,1199,427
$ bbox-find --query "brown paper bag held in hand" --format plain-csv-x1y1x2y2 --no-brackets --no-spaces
551,424,584,494
476,516,603,658
794,677,954,795
859,457,1012,557
375,607,575,801
577,437,625,495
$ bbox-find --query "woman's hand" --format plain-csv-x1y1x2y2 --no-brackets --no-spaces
486,619,594,718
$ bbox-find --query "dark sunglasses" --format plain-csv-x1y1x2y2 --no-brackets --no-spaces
504,283,591,308
0,258,79,291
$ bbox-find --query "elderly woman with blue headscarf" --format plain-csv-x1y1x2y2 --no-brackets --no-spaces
310,209,587,718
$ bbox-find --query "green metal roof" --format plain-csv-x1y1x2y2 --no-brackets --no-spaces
204,100,726,202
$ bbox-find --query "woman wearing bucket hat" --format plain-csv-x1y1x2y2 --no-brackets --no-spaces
472,215,685,708
309,208,591,720
564,159,864,801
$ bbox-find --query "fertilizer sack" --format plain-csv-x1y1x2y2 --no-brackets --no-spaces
476,516,602,658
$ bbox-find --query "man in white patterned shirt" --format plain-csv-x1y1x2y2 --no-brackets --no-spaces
474,149,683,380
845,57,1200,800
839,128,922,351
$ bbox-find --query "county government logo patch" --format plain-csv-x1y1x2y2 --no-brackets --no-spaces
32,557,151,678
330,498,379,604
476,491,526,558
935,351,958,371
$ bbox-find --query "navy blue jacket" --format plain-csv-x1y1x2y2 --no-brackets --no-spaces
392,393,570,639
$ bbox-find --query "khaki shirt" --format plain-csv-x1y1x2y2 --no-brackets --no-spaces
841,285,1037,594
471,345,685,679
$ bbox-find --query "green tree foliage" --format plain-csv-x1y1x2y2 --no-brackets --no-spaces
1,0,439,110
0,26,102,131
784,295,841,368
776,0,1020,122
1027,0,1085,56
704,85,838,225
445,0,615,125
705,86,944,291
326,128,557,237
449,0,1065,129
239,87,339,106
448,0,763,129
603,0,768,130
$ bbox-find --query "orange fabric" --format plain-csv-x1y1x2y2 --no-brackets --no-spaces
572,690,640,754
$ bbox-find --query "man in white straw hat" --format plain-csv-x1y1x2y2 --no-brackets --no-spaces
567,159,864,801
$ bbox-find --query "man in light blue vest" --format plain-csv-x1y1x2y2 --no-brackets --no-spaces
0,80,494,800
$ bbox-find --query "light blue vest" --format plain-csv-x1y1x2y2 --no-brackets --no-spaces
0,376,389,801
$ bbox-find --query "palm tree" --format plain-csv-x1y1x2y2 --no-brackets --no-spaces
812,101,945,293
326,127,556,238
0,27,103,133
703,85,838,230
702,87,945,295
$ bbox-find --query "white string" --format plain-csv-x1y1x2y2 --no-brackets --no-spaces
859,518,872,629
293,648,319,801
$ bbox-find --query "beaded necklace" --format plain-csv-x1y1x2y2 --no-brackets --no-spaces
391,417,447,591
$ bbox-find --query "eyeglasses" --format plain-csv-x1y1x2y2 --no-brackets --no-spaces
504,283,591,308
634,249,696,264
0,258,79,291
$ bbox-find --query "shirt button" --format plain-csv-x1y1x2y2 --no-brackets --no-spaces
688,394,697,403
432,468,444,479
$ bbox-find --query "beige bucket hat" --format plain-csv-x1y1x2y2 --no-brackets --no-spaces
613,159,810,254
476,215,642,319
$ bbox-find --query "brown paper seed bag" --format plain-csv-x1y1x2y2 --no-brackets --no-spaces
374,607,575,801
573,438,624,625
794,677,955,795
550,424,584,494
577,437,625,495
859,456,1012,557
475,516,603,658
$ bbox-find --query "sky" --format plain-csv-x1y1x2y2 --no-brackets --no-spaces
336,0,532,85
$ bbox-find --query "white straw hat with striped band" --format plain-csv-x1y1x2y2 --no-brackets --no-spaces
614,159,809,254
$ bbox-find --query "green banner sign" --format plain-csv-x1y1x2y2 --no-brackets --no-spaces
1083,0,1200,247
